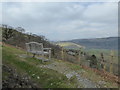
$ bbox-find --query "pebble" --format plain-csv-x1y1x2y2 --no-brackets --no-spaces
37,76,40,79
98,81,106,85
51,83,53,85
32,74,35,76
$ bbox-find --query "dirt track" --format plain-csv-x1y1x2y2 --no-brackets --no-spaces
39,61,99,88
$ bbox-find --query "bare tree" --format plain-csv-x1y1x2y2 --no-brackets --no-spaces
16,27,25,33
2,25,14,42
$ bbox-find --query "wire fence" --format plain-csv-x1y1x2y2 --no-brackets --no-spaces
61,48,118,76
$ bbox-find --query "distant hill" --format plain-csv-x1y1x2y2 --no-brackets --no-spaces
65,37,119,50
55,42,85,50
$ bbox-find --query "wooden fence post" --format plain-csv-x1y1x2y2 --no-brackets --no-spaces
103,63,106,71
110,50,114,74
78,49,80,65
101,53,105,71
64,49,66,61
110,62,113,74
61,47,64,60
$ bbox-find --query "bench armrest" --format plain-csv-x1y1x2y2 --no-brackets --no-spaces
43,48,51,50
43,48,51,54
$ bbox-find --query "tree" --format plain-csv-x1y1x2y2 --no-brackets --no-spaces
2,25,14,42
90,54,97,68
16,27,25,33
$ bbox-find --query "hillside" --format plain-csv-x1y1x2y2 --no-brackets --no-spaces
2,44,118,88
1,25,62,60
66,37,119,50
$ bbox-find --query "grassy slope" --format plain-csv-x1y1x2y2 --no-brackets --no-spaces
2,45,77,88
2,44,118,88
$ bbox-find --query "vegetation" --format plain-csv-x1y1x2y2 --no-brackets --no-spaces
84,49,118,64
56,41,118,76
2,25,15,42
68,37,118,50
2,44,118,88
1,24,62,59
1,24,119,88
2,45,78,88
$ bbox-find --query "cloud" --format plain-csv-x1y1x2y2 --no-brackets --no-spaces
1,2,118,41
83,2,118,23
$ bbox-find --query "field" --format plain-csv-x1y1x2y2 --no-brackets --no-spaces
2,44,119,88
55,42,85,49
84,49,118,64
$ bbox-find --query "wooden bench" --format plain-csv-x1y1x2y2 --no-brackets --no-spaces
26,42,51,62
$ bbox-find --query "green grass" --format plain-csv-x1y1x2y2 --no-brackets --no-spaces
2,44,118,88
83,49,118,64
60,59,118,88
65,62,83,71
2,45,77,88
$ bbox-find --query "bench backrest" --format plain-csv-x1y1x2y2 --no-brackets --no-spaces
26,42,43,52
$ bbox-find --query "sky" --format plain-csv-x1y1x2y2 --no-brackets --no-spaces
1,2,118,41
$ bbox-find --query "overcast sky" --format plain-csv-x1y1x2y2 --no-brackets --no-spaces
1,2,118,41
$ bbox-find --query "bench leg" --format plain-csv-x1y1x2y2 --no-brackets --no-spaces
26,52,28,56
26,52,30,57
42,53,44,62
33,53,36,58
49,50,51,60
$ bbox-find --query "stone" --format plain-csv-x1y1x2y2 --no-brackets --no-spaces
37,76,40,79
51,83,53,85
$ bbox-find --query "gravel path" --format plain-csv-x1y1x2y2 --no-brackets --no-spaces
39,61,99,88
66,71,98,88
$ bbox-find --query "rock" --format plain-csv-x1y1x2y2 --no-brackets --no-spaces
51,83,53,85
29,71,31,73
32,74,35,76
98,81,106,85
28,85,32,88
37,76,40,79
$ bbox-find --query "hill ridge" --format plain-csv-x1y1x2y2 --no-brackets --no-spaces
64,37,119,50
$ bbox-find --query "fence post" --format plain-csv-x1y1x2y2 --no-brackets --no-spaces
110,62,113,74
101,53,106,71
61,47,64,60
78,49,80,65
103,63,106,71
64,49,66,61
110,50,114,74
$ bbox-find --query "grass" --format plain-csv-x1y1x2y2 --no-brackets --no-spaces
53,58,118,88
2,44,119,88
80,68,118,88
60,59,118,88
65,61,83,71
2,45,78,88
84,49,118,60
